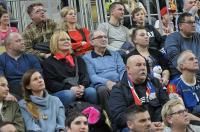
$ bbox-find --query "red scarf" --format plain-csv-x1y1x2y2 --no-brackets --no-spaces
54,53,75,67
128,77,153,106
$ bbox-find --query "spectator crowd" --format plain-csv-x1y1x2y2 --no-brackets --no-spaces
1,0,200,132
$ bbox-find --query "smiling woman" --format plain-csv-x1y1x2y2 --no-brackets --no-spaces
41,30,97,109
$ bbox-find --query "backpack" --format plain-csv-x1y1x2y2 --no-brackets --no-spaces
66,101,112,132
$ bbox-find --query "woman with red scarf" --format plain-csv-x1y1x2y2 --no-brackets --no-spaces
41,30,97,108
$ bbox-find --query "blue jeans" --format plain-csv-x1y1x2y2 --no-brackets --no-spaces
52,87,97,107
121,127,130,132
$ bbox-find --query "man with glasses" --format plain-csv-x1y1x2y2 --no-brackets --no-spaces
165,12,200,79
23,3,57,59
83,30,125,117
167,50,200,116
162,99,200,132
183,0,200,33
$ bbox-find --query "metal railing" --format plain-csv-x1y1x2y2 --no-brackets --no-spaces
5,0,181,33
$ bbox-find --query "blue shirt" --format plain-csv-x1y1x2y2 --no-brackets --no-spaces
168,76,200,111
0,52,42,98
83,50,125,87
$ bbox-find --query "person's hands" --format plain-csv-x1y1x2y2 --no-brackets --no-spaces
189,5,198,15
70,85,85,98
4,93,17,102
151,122,164,132
81,41,87,46
76,85,85,98
162,77,169,86
44,53,51,59
106,80,116,90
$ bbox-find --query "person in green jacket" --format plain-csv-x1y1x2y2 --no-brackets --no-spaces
0,76,25,132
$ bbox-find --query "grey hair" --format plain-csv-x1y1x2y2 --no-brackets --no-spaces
89,30,106,42
4,32,20,46
177,50,193,71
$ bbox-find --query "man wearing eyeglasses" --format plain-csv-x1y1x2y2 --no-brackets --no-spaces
165,12,200,79
83,30,126,117
162,99,200,132
23,3,57,59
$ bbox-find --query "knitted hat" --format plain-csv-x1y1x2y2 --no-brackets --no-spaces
160,7,176,16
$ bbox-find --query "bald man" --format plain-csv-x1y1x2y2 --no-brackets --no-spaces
109,55,169,131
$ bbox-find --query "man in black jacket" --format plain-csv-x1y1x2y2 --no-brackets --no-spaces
109,55,169,131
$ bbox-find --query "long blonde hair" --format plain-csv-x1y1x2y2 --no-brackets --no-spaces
59,7,77,31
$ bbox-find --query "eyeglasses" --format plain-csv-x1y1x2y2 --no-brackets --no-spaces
92,35,108,40
180,21,196,24
170,109,188,116
33,9,46,14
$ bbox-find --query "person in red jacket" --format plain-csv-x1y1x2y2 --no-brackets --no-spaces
59,7,93,56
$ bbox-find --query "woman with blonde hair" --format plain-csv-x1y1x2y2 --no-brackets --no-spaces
59,7,93,56
18,69,65,132
161,99,200,132
41,30,97,108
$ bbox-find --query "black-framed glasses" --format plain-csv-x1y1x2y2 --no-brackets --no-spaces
170,109,188,116
180,21,196,24
92,35,108,40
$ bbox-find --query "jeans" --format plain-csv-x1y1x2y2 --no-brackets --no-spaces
52,87,97,108
96,85,111,117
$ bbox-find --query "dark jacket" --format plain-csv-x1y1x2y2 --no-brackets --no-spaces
41,54,90,94
109,73,169,131
125,48,169,73
131,24,165,50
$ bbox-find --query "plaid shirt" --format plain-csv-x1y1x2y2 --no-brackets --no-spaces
23,19,57,57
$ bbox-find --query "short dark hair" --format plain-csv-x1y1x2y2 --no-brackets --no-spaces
177,12,193,30
131,26,146,42
66,110,87,128
125,105,148,121
27,2,44,15
109,2,124,15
